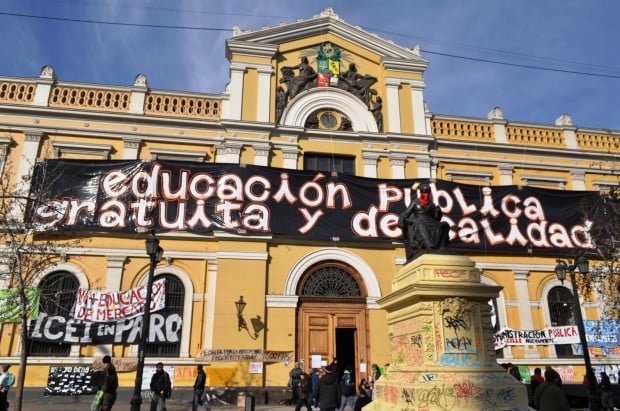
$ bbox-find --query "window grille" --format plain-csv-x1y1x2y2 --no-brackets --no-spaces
28,271,79,356
548,286,576,357
144,275,184,357
301,265,361,298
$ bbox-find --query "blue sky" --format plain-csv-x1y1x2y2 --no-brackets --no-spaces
1,0,619,130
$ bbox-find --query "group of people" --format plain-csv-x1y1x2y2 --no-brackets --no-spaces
288,361,383,411
91,356,177,411
527,366,616,411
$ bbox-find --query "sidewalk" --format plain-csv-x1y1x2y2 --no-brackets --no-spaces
11,390,292,411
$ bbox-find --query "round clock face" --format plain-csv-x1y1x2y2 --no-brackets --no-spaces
320,112,338,129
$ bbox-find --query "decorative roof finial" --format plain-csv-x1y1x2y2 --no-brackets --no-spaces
555,113,573,126
133,73,148,88
412,45,421,56
316,7,340,19
232,25,242,36
39,65,56,80
487,106,504,120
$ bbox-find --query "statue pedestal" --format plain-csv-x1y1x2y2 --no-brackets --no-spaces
367,254,528,411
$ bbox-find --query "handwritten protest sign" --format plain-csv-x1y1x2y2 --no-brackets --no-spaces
196,349,292,363
72,278,166,322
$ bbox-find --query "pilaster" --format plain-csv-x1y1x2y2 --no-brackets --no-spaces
385,78,401,133
256,66,273,122
409,80,427,135
11,130,43,221
225,63,246,120
123,138,141,160
513,270,540,359
415,156,431,179
499,164,514,185
570,170,586,191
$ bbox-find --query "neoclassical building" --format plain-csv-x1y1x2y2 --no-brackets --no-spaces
0,8,618,394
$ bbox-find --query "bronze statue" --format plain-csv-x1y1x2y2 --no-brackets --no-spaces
398,183,450,261
275,86,288,123
338,63,377,107
280,57,317,99
371,96,383,132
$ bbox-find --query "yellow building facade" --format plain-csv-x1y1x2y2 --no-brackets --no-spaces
0,8,618,395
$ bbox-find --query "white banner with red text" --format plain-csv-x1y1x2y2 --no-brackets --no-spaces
493,325,580,349
72,278,166,322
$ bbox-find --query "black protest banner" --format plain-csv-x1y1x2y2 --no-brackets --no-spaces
29,160,602,254
29,312,182,344
45,366,96,396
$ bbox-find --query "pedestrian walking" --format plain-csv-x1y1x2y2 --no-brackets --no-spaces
100,355,118,411
533,369,569,411
314,364,340,411
294,372,312,411
192,364,206,411
353,378,371,411
0,365,14,411
338,367,355,411
288,362,302,405
599,371,614,411
150,362,172,411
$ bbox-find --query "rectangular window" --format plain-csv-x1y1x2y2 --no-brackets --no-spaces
304,154,355,175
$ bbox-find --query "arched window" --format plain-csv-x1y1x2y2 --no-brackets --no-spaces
300,262,362,298
547,286,576,357
29,271,79,356
145,274,184,357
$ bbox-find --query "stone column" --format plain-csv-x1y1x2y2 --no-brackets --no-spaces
513,270,540,359
367,254,528,411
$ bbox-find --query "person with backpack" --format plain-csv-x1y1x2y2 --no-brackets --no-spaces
0,364,14,411
150,362,172,411
338,366,356,411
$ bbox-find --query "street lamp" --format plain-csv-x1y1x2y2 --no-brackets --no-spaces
235,296,248,332
130,230,164,411
554,253,600,411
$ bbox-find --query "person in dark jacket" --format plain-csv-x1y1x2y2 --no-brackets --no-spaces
599,371,614,411
295,372,312,411
100,355,118,411
353,378,371,411
314,365,340,411
533,369,569,411
192,364,206,411
150,362,172,411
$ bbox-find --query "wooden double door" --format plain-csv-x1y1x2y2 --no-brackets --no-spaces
297,300,368,380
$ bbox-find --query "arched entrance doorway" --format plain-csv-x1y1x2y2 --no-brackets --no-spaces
296,261,369,380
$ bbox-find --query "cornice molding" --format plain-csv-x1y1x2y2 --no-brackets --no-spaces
226,40,278,60
231,12,427,62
